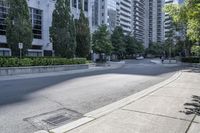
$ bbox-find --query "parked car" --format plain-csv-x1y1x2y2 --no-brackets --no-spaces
136,55,144,60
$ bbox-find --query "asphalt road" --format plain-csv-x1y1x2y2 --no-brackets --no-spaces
0,59,182,133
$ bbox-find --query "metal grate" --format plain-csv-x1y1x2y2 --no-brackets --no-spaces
44,115,70,126
24,108,82,130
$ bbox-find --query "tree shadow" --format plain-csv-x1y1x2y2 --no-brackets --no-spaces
0,61,183,106
180,95,200,116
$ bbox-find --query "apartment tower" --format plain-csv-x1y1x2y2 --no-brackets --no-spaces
149,0,165,44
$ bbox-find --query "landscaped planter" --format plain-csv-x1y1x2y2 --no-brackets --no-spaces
0,64,89,76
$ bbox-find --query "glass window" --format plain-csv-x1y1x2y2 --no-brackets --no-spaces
72,0,77,8
0,0,9,35
78,0,81,9
84,0,88,11
30,7,42,39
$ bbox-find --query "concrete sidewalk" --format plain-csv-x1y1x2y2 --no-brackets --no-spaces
42,67,200,133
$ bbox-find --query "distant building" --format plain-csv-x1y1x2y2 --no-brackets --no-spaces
131,0,149,48
0,0,168,57
149,0,165,44
91,0,133,34
117,0,132,34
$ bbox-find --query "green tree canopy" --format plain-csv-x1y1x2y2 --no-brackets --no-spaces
75,1,91,58
146,43,163,56
92,25,113,55
111,26,126,59
124,34,139,55
164,0,200,42
50,0,76,58
6,0,33,56
191,45,200,56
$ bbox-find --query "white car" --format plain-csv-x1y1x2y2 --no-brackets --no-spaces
136,56,144,60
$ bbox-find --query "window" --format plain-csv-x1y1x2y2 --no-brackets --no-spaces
0,0,9,35
72,0,77,8
0,49,10,56
84,0,88,11
30,8,42,39
78,0,81,9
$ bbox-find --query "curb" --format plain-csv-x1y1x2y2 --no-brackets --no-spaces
0,62,125,81
36,70,182,133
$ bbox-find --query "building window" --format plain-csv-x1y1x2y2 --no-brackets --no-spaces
84,0,88,11
78,0,81,9
30,8,42,39
72,0,77,8
0,49,11,56
0,0,9,35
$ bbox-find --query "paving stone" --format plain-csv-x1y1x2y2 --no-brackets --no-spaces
68,110,190,133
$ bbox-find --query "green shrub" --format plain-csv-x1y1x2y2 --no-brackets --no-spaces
19,58,33,66
0,57,87,67
191,45,200,56
181,57,200,63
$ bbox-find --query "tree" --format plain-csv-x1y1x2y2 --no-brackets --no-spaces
6,0,33,56
164,0,200,42
92,25,113,61
191,45,200,56
75,0,91,58
50,0,76,58
124,34,138,56
111,26,126,59
146,43,163,56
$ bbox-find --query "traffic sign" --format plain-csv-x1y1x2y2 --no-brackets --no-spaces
18,43,23,49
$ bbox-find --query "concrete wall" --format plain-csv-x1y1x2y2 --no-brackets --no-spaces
0,64,89,76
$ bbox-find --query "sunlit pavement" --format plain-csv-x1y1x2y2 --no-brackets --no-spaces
65,67,200,133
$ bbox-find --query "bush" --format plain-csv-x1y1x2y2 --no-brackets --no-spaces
181,57,200,63
191,45,200,56
0,57,87,67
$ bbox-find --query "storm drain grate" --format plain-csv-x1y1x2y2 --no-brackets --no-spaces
44,115,70,126
24,108,82,130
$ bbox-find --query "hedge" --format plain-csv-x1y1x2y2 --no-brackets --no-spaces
181,57,200,63
0,57,87,67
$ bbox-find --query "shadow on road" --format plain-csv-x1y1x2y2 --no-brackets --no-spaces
0,61,183,107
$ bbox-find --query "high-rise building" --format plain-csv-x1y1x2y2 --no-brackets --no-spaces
117,0,132,34
149,0,165,44
92,0,132,33
0,0,92,56
91,0,117,32
70,0,93,31
131,0,149,48
0,0,167,56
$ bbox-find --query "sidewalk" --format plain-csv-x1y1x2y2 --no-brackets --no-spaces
46,67,200,133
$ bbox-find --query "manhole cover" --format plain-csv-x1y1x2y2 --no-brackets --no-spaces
24,108,82,130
